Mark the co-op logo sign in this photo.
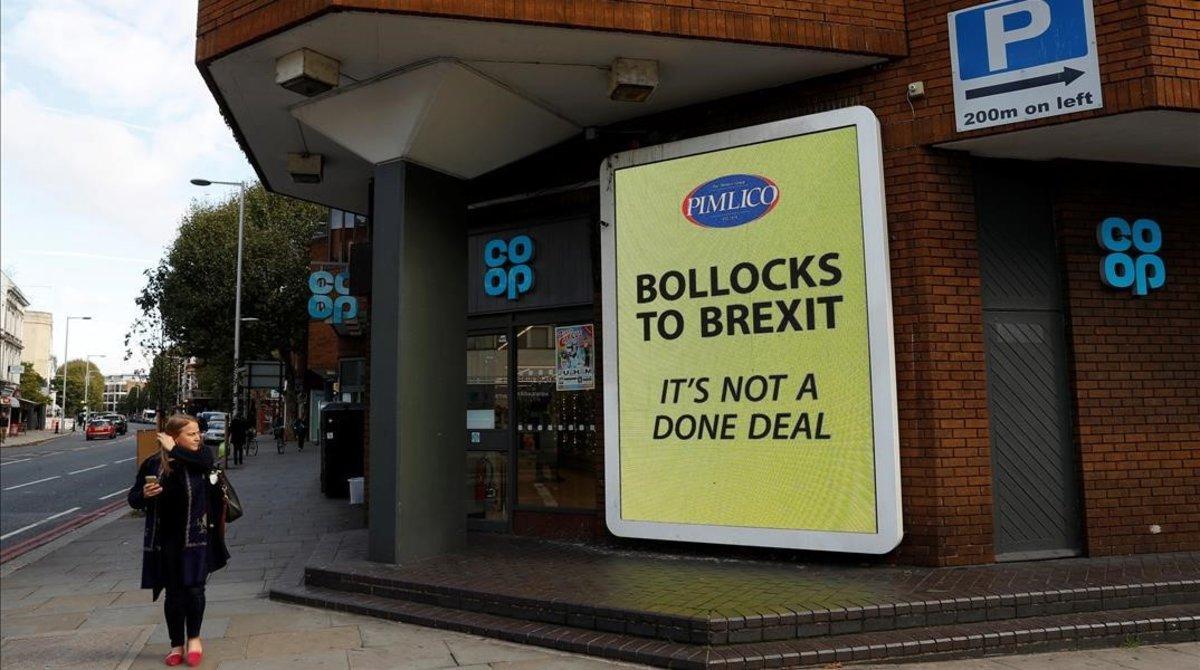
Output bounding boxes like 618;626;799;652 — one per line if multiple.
682;174;780;228
1097;217;1165;297
484;235;535;301
308;270;359;323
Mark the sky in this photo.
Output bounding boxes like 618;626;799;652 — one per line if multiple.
1;0;256;376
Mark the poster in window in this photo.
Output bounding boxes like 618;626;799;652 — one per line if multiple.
555;324;595;391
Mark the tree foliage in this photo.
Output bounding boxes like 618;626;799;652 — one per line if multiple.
119;385;146;416
18;363;50;405
128;184;325;409
53;360;104;417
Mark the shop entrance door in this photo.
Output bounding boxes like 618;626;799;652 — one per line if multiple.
466;332;511;530
975;161;1082;561
466;317;599;532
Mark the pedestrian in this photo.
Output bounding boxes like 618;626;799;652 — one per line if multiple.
229;414;248;466
293;416;308;452
128;414;229;667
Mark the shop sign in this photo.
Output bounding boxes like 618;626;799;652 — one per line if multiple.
308;270;358;324
555;324;595;391
1097;217;1165;296
600;107;901;554
483;235;535;300
948;0;1102;131
467;220;592;315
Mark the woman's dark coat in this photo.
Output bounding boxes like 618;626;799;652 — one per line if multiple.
128;445;229;600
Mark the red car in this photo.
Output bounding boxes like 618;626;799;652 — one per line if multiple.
85;419;117;441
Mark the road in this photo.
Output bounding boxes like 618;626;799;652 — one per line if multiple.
0;427;147;554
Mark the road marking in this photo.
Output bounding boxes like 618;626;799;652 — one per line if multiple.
98;489;126;500
0;507;82;541
112;457;136;464
3;476;61;491
0;459;32;467
72;447;89;452
68;464;107;475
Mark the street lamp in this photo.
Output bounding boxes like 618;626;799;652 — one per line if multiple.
82;354;106;424
57;316;92;433
191;179;247;422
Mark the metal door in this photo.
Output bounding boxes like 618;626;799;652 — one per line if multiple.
975;161;1082;560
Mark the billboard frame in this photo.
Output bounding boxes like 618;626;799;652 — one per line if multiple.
598;106;901;554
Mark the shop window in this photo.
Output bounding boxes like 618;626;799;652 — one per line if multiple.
515;323;597;510
466;334;508;430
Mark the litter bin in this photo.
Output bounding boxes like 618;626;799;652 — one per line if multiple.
320;403;365;498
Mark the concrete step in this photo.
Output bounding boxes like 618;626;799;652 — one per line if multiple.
302;561;1200;645
271;581;1199;668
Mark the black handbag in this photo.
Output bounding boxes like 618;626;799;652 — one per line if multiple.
213;469;243;522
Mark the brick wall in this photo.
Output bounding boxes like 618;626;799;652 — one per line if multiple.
1055;162;1200;556
196;0;907;62
1147;0;1200;108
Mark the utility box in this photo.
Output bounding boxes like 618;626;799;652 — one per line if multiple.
136;429;158;468
320;403;365;498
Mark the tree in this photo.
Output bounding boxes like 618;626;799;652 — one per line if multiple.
128;184;325;414
18;363;50;405
142;353;180;421
119;385;145;415
53;360;104;417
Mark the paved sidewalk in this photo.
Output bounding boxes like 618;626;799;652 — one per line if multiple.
0;443;641;669
1;441;1196;669
1;429;74;449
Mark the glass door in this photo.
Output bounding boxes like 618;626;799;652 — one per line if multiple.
466;332;511;529
515;324;598;511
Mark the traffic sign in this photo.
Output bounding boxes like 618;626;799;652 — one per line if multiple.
949;0;1103;131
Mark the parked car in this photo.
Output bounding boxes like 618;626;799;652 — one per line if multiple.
101;413;128;435
85;419;117;441
203;419;227;447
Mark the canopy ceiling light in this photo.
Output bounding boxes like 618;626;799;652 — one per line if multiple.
287;153;324;184
608;58;658;102
276;48;341;97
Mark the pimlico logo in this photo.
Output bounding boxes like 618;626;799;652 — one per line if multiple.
681;174;780;229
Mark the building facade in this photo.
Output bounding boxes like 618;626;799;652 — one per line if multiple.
102;373;147;413
21;310;54;383
195;0;1198;567
0;271;29;386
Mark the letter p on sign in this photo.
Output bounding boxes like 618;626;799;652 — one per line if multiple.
983;0;1051;72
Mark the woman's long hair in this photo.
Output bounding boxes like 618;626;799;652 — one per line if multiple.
158;414;199;476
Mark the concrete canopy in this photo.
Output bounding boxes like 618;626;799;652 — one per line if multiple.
937;110;1200;168
203;10;883;213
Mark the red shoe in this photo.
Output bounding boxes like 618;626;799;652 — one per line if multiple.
164;650;184;666
186;650;203;667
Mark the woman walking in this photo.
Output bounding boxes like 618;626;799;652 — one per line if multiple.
128;414;229;667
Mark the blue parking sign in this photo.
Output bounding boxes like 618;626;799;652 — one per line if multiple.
948;0;1102;131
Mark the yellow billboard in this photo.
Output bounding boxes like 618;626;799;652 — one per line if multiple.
600;108;900;553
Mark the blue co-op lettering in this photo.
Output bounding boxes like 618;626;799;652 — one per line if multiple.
1097;217;1165;297
308;271;359;323
484;235;535;300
